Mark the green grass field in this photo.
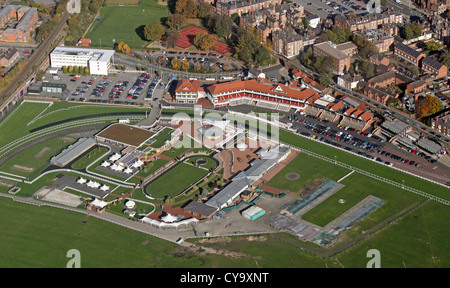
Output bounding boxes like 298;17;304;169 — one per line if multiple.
145;163;209;198
279;129;450;201
85;0;168;49
265;153;350;193
0;137;76;177
300;174;425;228
0;101;149;150
149;127;174;148
0;196;447;268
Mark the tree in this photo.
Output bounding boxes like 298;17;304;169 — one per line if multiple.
198;2;213;19
144;22;166;42
181;59;189;71
214;14;233;39
199;34;217;51
415;95;444;118
166;13;185;30
122;43;130;55
402;22;421;40
117;41;124;52
358;60;375;79
171;56;180;69
440;50;450;68
425;40;442;52
165;31;180;48
175;0;197;18
302;16;310;28
193;32;206;50
253;45;270;66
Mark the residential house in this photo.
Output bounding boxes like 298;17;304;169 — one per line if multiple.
421;56;448;79
394;42;425;67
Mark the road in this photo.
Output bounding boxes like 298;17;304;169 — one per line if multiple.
0;11;70;103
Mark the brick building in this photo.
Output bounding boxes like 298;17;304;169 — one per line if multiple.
313;41;351;75
394;42;425;67
421;56;448;79
0;5;38;43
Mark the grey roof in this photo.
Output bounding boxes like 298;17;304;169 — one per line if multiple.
417;138;443;155
422;56;444;70
206;145;291;209
381;120;411;135
207;177;250;209
395;43;423;59
183;201;218;217
51;138;96;167
0;5;37;32
342;97;360;108
314;41;349;60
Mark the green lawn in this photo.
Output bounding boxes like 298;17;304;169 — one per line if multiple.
145;163;209;198
149;127;174;148
163;138;202;159
265;153;350;193
300;174;425;228
0;137;76;177
279;129;450;201
85;1;168;49
185;156;217;170
0;101;149;156
337;200;449;268
71;147;109;170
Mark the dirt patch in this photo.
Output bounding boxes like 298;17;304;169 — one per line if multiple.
285;173;300;180
60;136;75;143
35;147;51;158
176;241;248;259
0;180;15;187
12;165;34;172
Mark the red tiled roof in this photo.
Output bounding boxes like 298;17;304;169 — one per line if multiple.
175;79;200;93
359;111;373;122
206;78;319;101
77;38;91;46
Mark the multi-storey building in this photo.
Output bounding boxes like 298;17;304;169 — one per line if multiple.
205;78;319;109
215;0;282;17
421;56;448;79
0;5;38;43
272;29;316;58
431;112;450;137
334;11;403;32
174;79;200;104
313;41;351;75
394;42;425;67
50;47;115;75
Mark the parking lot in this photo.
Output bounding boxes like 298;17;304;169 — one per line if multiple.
42;71;168;106
281;110;385;156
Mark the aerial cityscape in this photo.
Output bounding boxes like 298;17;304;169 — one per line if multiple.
0;0;449;271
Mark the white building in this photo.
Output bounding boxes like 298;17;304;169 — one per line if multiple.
50;46;115;75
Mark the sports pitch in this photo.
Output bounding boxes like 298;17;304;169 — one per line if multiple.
85;0;168;49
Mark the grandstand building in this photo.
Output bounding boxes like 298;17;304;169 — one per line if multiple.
204;78;319;111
